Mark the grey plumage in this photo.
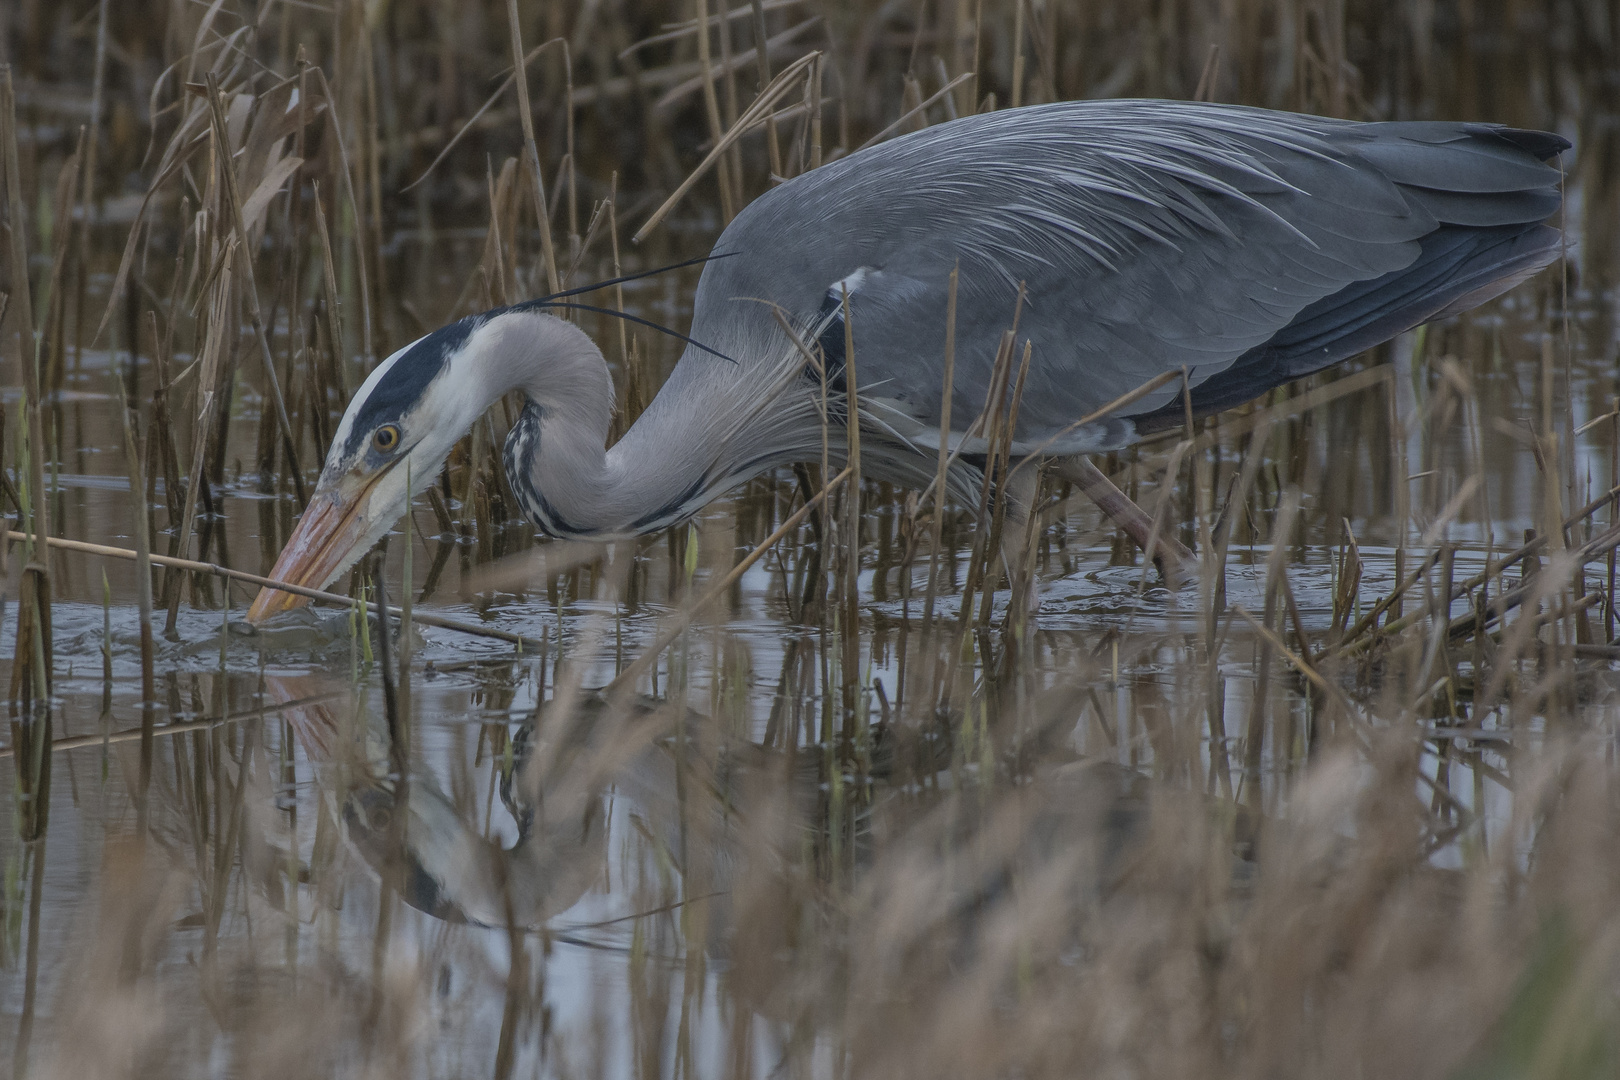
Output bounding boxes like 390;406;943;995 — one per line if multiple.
248;99;1570;618
641;99;1565;463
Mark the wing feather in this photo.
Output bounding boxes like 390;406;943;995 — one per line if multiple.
655;99;1565;452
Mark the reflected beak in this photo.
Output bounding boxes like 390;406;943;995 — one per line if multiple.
247;476;381;624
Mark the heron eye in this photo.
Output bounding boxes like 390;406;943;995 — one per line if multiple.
372;425;401;454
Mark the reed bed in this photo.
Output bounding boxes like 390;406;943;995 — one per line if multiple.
1;0;1619;1077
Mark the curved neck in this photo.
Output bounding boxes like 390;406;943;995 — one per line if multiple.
471;308;821;538
472;311;726;538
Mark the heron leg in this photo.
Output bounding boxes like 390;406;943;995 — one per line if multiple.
1051;456;1196;586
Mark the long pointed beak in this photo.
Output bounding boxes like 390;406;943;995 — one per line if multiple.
247;480;377;624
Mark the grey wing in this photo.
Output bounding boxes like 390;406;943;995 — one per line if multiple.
684;99;1566;450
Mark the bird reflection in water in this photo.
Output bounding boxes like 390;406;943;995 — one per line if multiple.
265;669;841;937
269;672;654;929
259;668;1175;971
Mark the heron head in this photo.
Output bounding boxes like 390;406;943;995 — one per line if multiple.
247;316;488;623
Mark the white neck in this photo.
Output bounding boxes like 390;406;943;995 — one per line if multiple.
463;309;813;539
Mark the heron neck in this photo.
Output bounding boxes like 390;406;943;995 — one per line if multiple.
480;311;734;538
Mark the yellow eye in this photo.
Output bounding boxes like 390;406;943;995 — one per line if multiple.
373;425;400;453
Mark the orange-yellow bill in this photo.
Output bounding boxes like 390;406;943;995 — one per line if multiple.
246;485;373;623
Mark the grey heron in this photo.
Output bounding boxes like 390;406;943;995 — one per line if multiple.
246;99;1569;622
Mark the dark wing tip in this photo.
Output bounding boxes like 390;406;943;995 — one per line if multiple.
1465;124;1572;161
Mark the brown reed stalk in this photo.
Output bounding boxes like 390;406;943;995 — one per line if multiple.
114;369;156;701
306;66;374;363
693;0;738;221
0;686;349;759
562;40;581;265
358;25;392;357
148;310;183;533
66;0;110;375
164;238;233;635
310;182;349;401
857;72;976;151
840;283;862;732
1327;483;1620;660
634;50;819;242
749;0;784;177
5;529;547;655
0;71;36;522
505;0;561;295
941;328;1015;705
608;466;852;698
977;339;1031;628
41;130;83;398
918;266;958;675
809;51;823;169
2;66;52;711
202;75;308;508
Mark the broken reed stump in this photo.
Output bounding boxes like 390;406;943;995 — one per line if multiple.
9;564;53;847
8;564;52;708
2;65;53;717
